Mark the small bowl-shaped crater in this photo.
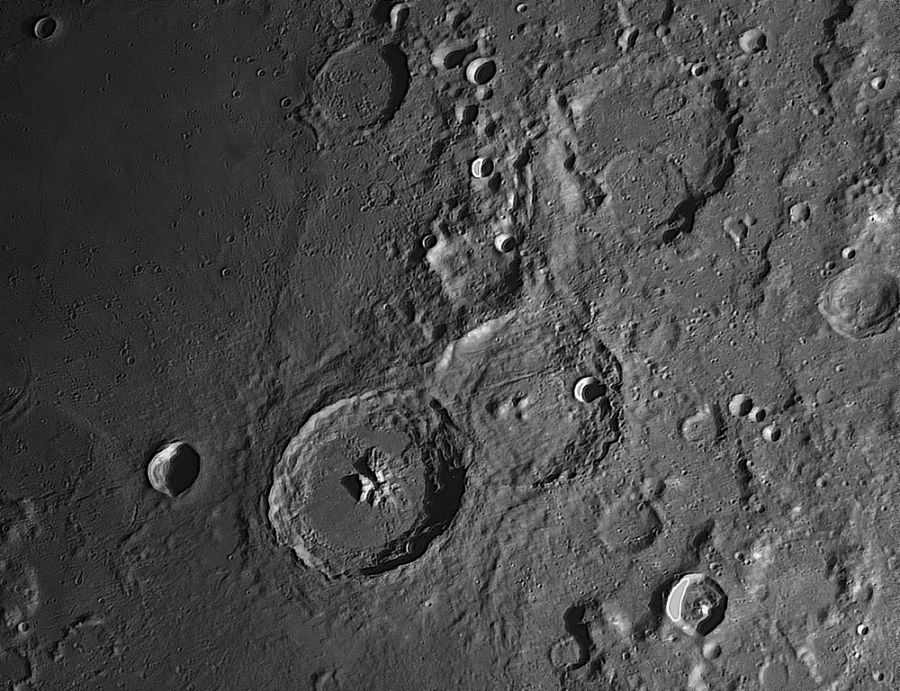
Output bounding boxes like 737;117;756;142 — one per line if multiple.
466;57;497;86
33;16;58;40
739;28;767;54
574;376;606;404
148;441;201;498
728;393;753;417
470;156;494;179
493;233;516;253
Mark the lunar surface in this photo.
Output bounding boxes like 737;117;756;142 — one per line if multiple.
268;389;464;577
3;0;900;689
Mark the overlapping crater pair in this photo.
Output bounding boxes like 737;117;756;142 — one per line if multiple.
268;309;622;577
556;55;738;244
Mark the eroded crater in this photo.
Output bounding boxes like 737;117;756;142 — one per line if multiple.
314;42;410;130
432;308;622;485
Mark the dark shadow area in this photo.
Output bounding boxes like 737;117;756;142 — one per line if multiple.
353;452;379;485
360;400;465;576
167;444;201;496
379;44;411;125
685;581;727;636
370;0;394;24
562;604;592;669
340;474;363;502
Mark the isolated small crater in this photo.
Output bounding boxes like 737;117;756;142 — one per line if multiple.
147;441;200;498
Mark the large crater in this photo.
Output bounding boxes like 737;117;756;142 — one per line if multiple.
268;390;464;578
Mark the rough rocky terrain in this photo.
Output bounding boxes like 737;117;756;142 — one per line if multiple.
3;0;900;688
